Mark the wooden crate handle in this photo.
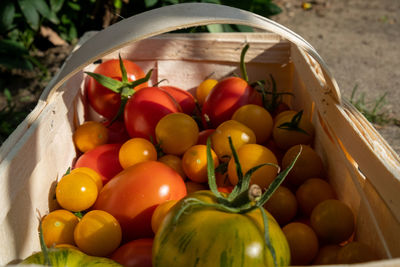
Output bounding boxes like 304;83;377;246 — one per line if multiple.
42;3;341;103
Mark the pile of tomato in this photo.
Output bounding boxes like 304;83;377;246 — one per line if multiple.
36;51;381;267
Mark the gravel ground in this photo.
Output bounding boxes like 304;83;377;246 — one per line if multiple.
272;0;400;155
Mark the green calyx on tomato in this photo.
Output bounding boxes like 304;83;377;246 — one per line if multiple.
170;137;301;266
253;74;293;114
277;110;309;135
85;55;152;124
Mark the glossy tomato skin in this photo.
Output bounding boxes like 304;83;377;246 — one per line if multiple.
159;86;196;115
111;239;153;267
201;77;262;128
74;143;123;185
153;190;290;267
94;161;187;242
124;87;180;141
86;59;148;119
103;120;130;144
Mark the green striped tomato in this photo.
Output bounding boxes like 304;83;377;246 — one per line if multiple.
153;190;290;267
22;247;122;266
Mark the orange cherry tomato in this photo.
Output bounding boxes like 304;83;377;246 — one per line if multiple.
56;172;98;212
182;145;219;183
155;113;199;155
151;199;178;234
119;138;157;169
73;121;108;153
74;210;122;257
42;209;79;247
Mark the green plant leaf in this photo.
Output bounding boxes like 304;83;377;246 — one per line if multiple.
84;72;124;93
0;39;29;54
32;0;59;24
206;24;224;33
50;0;65;12
0;1;15;33
0;53;33;70
18;0;40;30
67;1;81;11
144;0;158;8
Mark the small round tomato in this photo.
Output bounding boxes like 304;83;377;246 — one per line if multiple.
282;222;319;265
272;110;315;150
119;138;157;169
160;86;196;115
264;186;298;226
196;78;218;106
296;178;336;216
86;59;148;119
227;144;278;189
151;200;178;234
74;210;122;257
42;209;79;247
73;121;108;153
182;145;219;183
155;113;199;155
211;120;256;161
124;87;180;141
70;167;103;193
158;154;186;179
74;143;123;185
336;241;380;264
282;145;324;187
111;238;153;267
94;161;187;241
56;172;98;212
232;104;273;144
310;199;355;244
202;77;262;128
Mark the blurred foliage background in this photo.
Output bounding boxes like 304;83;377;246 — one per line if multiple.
0;0;282;143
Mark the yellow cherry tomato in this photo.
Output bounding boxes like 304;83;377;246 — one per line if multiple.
272;110;315;150
73;121;108;153
56;172;98;212
158;154;186;179
232;104;273;144
151;199;178;234
156;113;199;155
42;209;79;247
119;138;157;169
74;210;122;257
70;167;103;193
211;120;256;161
196;78;218;105
227;143;278;189
182;145;219;183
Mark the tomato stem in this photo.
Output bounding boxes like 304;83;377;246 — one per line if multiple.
240;43;249;83
277;110;309;135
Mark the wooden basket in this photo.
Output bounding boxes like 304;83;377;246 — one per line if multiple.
0;3;399;266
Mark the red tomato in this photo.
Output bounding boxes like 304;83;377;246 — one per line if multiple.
74;143;123;185
94;161;187;241
197;129;215;145
159;86;196;115
201;77;262;128
102;120;130;144
218;186;234;194
111;239;153;267
86;59;148;119
124;87;180;141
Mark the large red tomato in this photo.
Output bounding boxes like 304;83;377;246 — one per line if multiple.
124;87;180;141
94;161;187;241
111;238;153;267
74;143;123;185
159;86;196;115
201;77;262;128
86;59;148;119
